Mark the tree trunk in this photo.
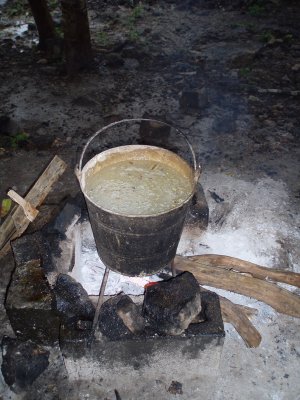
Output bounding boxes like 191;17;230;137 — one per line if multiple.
27;0;57;53
61;0;93;73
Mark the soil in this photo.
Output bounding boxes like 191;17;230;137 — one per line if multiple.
0;0;300;399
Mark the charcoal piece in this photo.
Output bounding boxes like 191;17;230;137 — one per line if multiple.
179;91;199;113
138;115;171;148
116;296;145;334
98;294;143;340
12;231;55;273
143;272;202;335
1;337;49;390
54;274;95;323
168;380;183;395
5;260;60;344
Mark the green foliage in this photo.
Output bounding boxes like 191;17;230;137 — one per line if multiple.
48;0;59;11
10;132;29;149
248;2;265;16
260;31;274;43
129;3;144;23
95;31;109;47
124;3;144;42
283;33;293;43
239;67;251;78
6;0;27;17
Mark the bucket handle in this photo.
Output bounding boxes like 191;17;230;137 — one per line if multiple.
76;118;201;185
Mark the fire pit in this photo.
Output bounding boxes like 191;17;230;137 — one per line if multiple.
2;120;226;398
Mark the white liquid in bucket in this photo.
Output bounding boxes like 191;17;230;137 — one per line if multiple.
85;159;193;215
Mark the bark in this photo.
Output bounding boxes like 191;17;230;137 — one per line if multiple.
27;0;57;52
188;254;300;288
61;0;93;73
174;255;300;318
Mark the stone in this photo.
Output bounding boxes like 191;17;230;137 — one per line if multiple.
105;53;125;68
138;114;172;148
179;91;199;113
116;295;145;334
12;231;55;274
98;294;143;340
5;260;60;345
53;274;95;324
168;380;183;395
52;201;81;237
143;272;202;335
0;115;22;136
1;337;49;390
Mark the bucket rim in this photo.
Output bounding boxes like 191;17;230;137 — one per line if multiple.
79;144;196;218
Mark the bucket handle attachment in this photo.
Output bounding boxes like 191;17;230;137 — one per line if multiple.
76;118;201;185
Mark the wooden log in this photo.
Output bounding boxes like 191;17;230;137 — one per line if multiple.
200;286;261;347
0;156;67;257
188;254;300;288
175;255;300;318
219;296;261;348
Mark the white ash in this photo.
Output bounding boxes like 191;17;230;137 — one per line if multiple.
68;221;162;296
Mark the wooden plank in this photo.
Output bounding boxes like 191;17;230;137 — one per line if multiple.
175;255;300;318
188;254;300;288
0;156;67;257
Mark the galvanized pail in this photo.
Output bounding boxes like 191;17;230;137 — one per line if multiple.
76;119;201;277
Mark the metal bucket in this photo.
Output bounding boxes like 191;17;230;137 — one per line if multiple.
76;119;201;277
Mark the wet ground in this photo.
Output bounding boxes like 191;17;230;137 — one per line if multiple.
0;0;300;399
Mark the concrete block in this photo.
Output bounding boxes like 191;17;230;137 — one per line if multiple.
60;291;225;400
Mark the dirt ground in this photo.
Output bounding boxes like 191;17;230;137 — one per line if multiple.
0;0;300;399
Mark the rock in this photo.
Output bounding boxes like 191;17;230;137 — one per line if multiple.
212;115;236;134
292;64;300;72
1;337;49;390
143;272;202;335
179;91;199;113
98;294;144;340
53;274;95;323
105;53;125;68
138;115;171;148
0;115;22;136
198;87;209;109
116;295;145;334
71;96;98;108
168;380;183;395
37;58;48;64
12;231;55;274
52;201;81;237
5;260;60;344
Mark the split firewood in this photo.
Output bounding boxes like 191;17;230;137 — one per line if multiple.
219;296;261;348
175;255;300;318
199;286;261;347
188;254;300;288
0;156;67;258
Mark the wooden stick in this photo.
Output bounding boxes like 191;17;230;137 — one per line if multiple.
188;254;300;288
220;296;262;348
200;286;261;347
0;156;67;257
7;189;39;222
175;255;300;318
